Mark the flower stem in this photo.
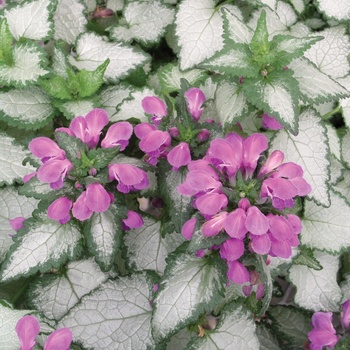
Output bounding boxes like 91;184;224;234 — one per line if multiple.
321;104;342;121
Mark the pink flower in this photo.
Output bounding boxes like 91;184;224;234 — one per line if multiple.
262;114;283;130
167;142;191;170
37;158;73;189
48;197;73;224
141;96;167;126
223;208;247;239
184;88;206;122
181;217;197;240
195;192;228;216
201;212;228;237
341;299;350;329
308;312;339;350
101;121;133;150
108;163;149;193
227;260;250;284
258;150;284;178
122;210;144;230
29;137;66;163
16;315;73;350
220;238;245;261
9;217;26;231
245;206;269;235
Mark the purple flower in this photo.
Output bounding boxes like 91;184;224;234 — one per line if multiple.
308;312;339;350
29;137;66;163
201;212;228;237
223;208;247;239
341;299;350;329
245;206;269;235
68;109;109;149
122;210;144;230
197;129;210;142
101;121;133;150
249;233;271;255
141;96;167;126
195;192;228;216
16;315;73;350
48;197;73;224
184;88;206;122
258;150;284;178
227;260;250;284
72;191;93;221
9;217;26;231
37;158;73;189
220;238;245;261
108;163;149;193
181;217;197;240
167;142;191;170
23;172;37;183
262;114;283;130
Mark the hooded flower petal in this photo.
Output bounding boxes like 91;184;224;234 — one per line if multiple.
122;210;144;230
245;206;269;235
195;192;228;216
262;114;283;130
29;137;66;162
16;315;40;350
101;122;133;150
142;96;167;117
37;159;73;188
220;238;244;261
268;236;292;258
134;123;157;139
227;260;250;284
268;214;294;241
258;150;284;178
342;299;350;329
44;328;73;350
85;183;111;213
223;208;247;239
201;212;227;237
167;142;191;170
139;130;171;154
184;87;206;122
69;116;88;144
250;233;271;255
72;192;93;221
85;108;109;147
48;197;73;224
182;217;197;240
9;217;26;231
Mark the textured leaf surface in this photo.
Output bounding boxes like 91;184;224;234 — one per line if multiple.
342;130;350;167
302;190;350;253
0;43;48;86
166;328;194;350
186;303;259;350
0;215;82;282
29;258;108;320
152;253;225;342
176;0;224;70
0;187;38;262
4;0;55;40
304;26;350;79
333;170;350;203
0;132;36;185
215;81;249;125
69;33;149;82
111;0;175;45
99;85;132;118
325;124;341;160
339;76;350;129
59;273;155;350
256;325;281;350
53;0;87;44
84;205;124;271
270;108;330;206
0;87;54;129
57;99;95;120
315;0;350;21
0;303;31;350
125;217;185;274
222;7;252;44
289;251;342;311
268;306;311;346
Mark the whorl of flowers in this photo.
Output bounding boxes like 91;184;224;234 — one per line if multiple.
179;132;311;285
26;108;149;226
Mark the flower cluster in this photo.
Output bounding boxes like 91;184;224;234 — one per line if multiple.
26;109;149;225
308;300;350;349
179;132;311;284
135;87;209;168
16;315;72;350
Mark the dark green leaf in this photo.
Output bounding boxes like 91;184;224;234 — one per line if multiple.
54;131;87;163
293;246;323;270
88;146;120;170
0;19;14;66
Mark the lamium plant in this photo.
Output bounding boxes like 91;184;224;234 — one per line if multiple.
1;0;350;349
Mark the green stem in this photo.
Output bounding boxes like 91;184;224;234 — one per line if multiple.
321;104;342;121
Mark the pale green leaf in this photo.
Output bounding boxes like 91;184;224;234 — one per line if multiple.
106;0;124;12
110;0;175;45
4;0;56;41
51;44;69;78
0;187;38;262
110;87;155;122
99;85;132;119
59;273;155;350
69;32;149;82
0;132;36;186
0;303;31;350
342;131;350;168
289;58;349;104
302;190;350;253
29;258;108;320
0;43;48;86
268;306;311;346
289;251;342;311
289;0;305;13
0;215;82;282
83;0;96;12
315;0;350;21
53;0;87;45
340;274;350;301
84;205;123;271
187;303;259;350
304;26;350;79
0;87;54;129
124;217;185;274
329;155;343;186
339;75;350;129
57;99;95;120
175;0;225;70
152;253;226;342
270;108;330;206
215;81;249;125
326;124;341;160
333;170;350;204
